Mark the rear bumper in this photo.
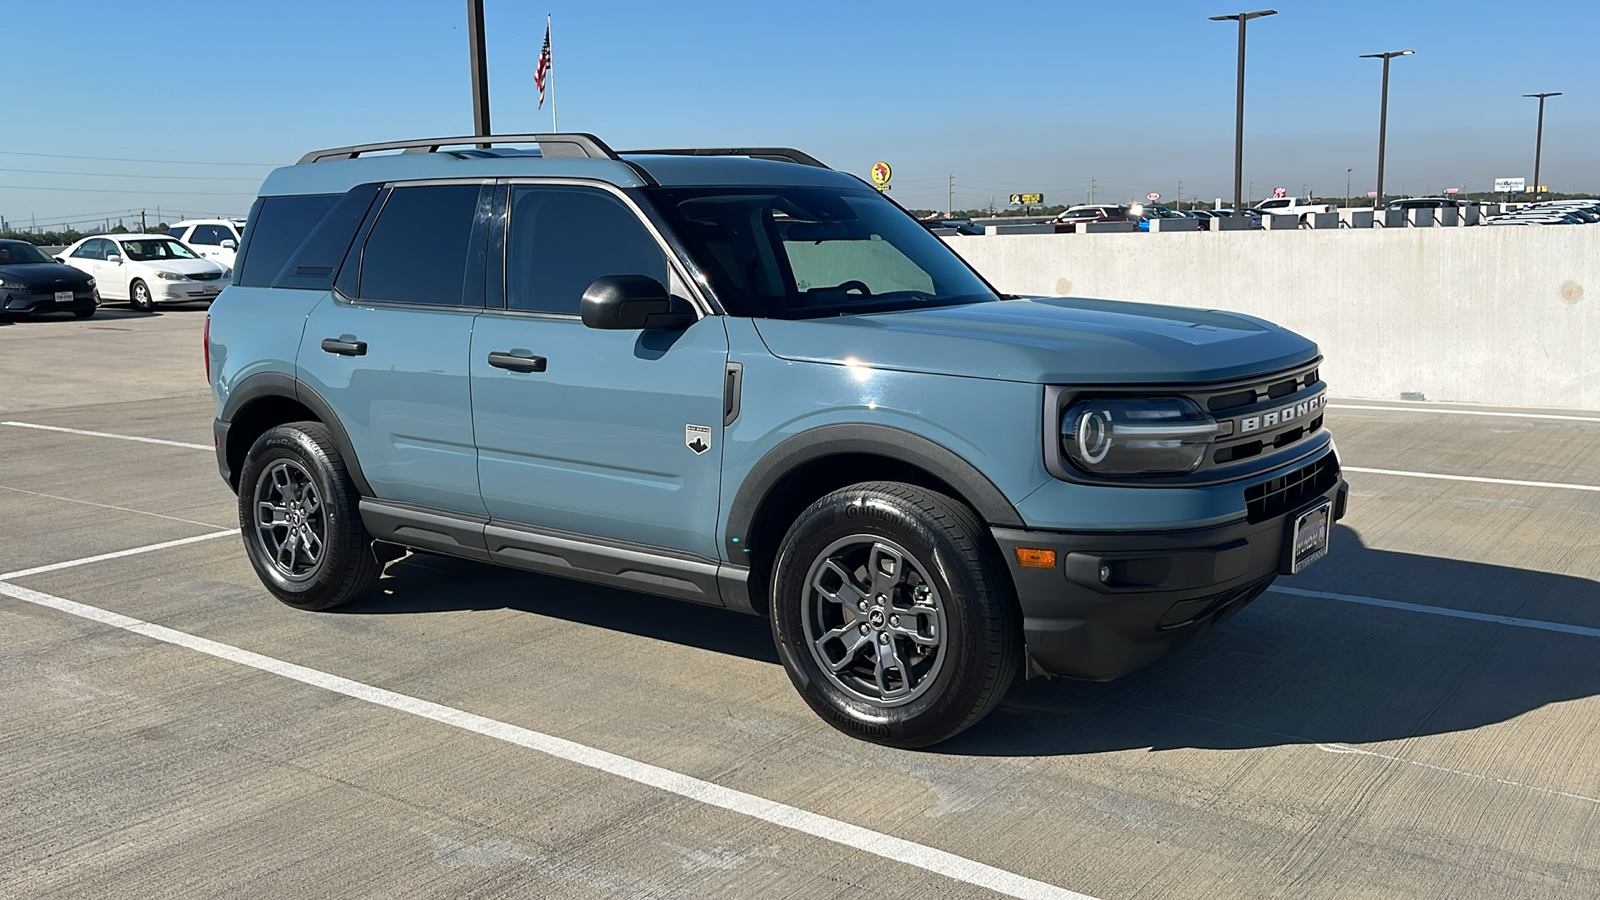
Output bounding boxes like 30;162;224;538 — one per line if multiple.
993;475;1347;681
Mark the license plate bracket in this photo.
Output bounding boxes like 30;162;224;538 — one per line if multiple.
54;291;73;303
1287;501;1332;574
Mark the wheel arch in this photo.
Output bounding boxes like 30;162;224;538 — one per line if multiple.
221;372;372;497
723;424;1024;614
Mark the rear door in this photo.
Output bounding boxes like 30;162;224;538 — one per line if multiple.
469;181;728;557
298;181;491;516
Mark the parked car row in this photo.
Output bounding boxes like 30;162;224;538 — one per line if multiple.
1483;199;1600;227
0;229;234;320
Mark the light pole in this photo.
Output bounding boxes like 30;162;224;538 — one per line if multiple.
1210;10;1277;217
1523;92;1561;201
1360;50;1413;210
467;0;491;146
1345;167;1352;204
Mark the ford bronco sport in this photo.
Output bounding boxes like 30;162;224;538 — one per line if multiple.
208;133;1347;747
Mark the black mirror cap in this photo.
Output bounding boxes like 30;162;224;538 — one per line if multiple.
580;275;694;330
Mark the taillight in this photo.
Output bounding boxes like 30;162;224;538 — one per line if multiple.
203;313;211;382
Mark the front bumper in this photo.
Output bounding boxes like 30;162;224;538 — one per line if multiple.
993;470;1347;681
2;288;98;315
153;279;225;303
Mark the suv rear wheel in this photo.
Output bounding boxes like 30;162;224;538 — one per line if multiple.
770;482;1020;748
237;421;381;610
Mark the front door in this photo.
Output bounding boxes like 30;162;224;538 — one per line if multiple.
66;238;114;296
470;182;728;557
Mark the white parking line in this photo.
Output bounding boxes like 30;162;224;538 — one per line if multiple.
1;421;211;451
1342;465;1600;494
0;573;1096;900
1269;585;1600;639
0;530;238;581
1330;403;1600;424
0;484;231;531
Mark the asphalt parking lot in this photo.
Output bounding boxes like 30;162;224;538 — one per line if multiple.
2;307;1597;900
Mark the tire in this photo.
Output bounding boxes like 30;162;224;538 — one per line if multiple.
129;280;153;311
237;421;381;610
73;308;95;319
769;482;1021;748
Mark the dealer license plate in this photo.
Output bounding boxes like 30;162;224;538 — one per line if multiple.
1289;501;1332;573
54;291;73;303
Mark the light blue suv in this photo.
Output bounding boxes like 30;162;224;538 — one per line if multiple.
208;134;1346;747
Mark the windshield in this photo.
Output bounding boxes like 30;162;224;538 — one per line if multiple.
648;186;999;319
0;240;55;264
119;238;200;262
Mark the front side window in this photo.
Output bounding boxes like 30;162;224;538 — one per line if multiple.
505;185;669;315
650;186;998;319
120;239;200;262
358;183;481;306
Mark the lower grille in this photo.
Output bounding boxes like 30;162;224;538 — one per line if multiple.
1157;576;1274;630
188;271;222;281
1245;455;1339;524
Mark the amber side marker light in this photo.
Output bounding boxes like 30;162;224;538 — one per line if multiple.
1014;548;1057;568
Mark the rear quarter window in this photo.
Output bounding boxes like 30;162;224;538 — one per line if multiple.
235;194;340;287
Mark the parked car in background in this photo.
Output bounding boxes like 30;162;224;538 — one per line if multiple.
1212;208;1263;229
56;234;230;311
1051;205;1133;232
169;218;247;267
1253;197;1334;223
1133;205;1197;232
1188;209;1219;230
0;238;99;319
920;218;986;236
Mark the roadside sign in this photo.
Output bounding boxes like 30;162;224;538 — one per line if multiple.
870;161;892;186
1494;177;1525;193
1146;192;1160;201
1366;190;1378;197
1272;187;1288;199
1445;188;1460;195
1010;193;1044;205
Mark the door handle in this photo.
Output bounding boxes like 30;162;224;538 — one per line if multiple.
320;337;367;356
487;351;547;373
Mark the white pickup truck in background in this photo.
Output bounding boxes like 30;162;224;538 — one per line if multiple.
1252;197;1335;222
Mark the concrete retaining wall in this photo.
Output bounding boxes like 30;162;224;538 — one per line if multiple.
946;228;1599;410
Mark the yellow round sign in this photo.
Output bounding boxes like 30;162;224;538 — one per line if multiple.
870;161;892;186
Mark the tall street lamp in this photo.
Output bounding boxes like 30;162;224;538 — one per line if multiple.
1210;9;1277;217
1360;50;1413;210
1523;92;1561;201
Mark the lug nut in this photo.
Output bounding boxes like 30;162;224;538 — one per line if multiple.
890;615;901;627
878;633;889;644
859;624;870;635
858;600;868;611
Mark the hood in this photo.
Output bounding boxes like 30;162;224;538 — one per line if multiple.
0;262;94;285
140;257;226;276
751;297;1319;385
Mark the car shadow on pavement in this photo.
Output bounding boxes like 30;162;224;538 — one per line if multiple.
943;524;1600;756
340;551;780;665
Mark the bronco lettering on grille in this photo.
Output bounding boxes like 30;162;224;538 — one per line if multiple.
1237;393;1324;435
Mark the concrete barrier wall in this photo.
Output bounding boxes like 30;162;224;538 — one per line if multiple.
946;228;1599;410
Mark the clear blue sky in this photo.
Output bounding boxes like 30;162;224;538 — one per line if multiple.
5;0;1596;227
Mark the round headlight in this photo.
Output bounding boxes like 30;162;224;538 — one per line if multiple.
1061;397;1219;475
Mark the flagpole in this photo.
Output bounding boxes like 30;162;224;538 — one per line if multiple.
548;13;558;132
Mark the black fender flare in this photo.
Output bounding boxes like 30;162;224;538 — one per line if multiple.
220;371;373;497
723;423;1024;562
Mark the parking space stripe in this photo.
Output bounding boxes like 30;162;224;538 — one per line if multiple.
0;578;1099;900
1269;585;1600;638
0;484;231;531
1342;465;1600;494
0;530;239;581
1330;403;1600;424
1;421;211;451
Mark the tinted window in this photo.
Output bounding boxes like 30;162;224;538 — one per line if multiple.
190;224;226;245
273;183;382;291
357;184;481;306
167;226;187;239
506;185;668;315
71;239;105;260
236;194;339;287
120;239;199;262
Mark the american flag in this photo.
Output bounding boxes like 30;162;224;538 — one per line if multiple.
534;23;552;110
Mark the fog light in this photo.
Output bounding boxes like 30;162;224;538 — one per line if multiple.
1015;548;1057;568
1099;564;1113;582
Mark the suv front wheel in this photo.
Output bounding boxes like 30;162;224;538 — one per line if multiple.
237;421;381;610
770;482;1021;748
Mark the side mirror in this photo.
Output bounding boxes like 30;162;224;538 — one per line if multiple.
580;275;693;330
106;254;123;265
53;256;65;263
221;239;237;250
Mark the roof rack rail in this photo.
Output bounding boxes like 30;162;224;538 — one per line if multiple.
296;133;620;165
620;147;830;169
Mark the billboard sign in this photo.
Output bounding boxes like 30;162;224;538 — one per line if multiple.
1009;193;1044;205
1494;177;1525;193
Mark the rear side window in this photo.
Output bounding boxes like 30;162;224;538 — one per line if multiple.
190;224;228;245
358;184;482;306
505;185;668;315
236;194;339;287
167;226;187;239
272;183;382;291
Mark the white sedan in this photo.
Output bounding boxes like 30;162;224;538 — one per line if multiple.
56;234;230;311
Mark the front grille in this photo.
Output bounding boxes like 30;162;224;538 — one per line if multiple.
188;271;222;281
1245;455;1339;524
1157;576;1274;629
28;283;82;294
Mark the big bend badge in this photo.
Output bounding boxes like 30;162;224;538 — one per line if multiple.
685;424;712;455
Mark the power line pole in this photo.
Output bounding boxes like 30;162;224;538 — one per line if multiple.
467;0;491;147
1089;177;1096;204
1523;92;1561;201
947;173;953;217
